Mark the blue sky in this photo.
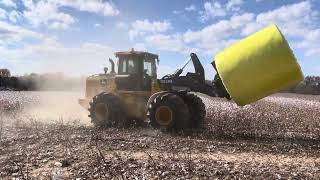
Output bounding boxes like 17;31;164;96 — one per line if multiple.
0;0;319;79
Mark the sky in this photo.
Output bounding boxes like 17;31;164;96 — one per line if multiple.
0;0;319;79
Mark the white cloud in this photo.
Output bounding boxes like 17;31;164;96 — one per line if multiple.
226;0;243;11
142;1;318;60
1;0;319;76
49;21;71;30
139;13;254;56
254;1;313;36
22;0;76;30
295;28;320;56
0;0;16;8
21;0;119;30
145;34;182;52
115;21;128;29
54;0;119;16
145;34;194;54
0;21;42;45
185;4;196;12
141;1;318;77
133;43;146;51
241;1;313;36
129;19;172;40
201;1;226;21
8;10;22;23
0;38;115;75
200;0;244;21
0;8;6;19
183;13;254;51
132;19;171;33
94;23;101;28
239;1;320;58
193;1;319;56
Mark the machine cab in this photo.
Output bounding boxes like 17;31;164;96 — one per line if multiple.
115;49;158;91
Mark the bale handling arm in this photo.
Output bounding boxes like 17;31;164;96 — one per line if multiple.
146;53;231;131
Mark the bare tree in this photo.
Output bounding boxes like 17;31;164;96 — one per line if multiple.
0;69;11;77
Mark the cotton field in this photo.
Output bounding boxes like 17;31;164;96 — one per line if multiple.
1;91;319;140
202;94;320;140
1;91;320;179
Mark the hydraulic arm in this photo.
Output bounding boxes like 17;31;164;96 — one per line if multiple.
159;53;230;98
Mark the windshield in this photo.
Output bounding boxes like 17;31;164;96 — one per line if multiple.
118;58;138;75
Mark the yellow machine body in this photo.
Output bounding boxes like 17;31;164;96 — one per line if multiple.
214;24;304;106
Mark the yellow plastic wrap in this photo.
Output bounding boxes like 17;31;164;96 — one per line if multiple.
214;24;303;106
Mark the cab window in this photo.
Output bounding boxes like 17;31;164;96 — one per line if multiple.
121;60;127;73
143;59;156;78
119;58;138;75
128;59;137;74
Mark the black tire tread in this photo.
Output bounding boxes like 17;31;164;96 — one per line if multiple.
147;92;191;131
88;92;125;127
181;93;206;129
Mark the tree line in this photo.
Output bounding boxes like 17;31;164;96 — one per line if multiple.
1;68;320;94
0;69;85;91
287;76;320;95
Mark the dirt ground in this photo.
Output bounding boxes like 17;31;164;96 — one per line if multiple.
0;91;320;179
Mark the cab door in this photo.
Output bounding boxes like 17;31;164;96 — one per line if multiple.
142;58;157;91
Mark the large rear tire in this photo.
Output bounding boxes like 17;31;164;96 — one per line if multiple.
181;93;206;129
147;92;191;131
88;93;124;127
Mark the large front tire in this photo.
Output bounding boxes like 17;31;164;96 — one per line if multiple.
88;93;124;127
147;92;191;131
182;93;206;129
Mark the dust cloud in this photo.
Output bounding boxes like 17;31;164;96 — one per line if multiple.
27;91;90;124
0;91;91;126
14;73;86;91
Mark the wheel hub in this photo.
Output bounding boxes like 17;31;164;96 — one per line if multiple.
155;106;173;126
95;103;109;123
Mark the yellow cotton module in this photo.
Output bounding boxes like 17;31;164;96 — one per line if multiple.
214;24;304;106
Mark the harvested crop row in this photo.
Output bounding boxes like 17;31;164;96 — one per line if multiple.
202;94;320;140
1;91;320;140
